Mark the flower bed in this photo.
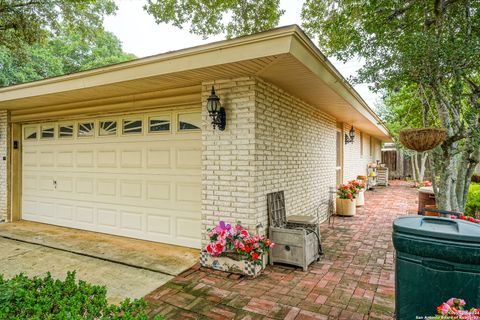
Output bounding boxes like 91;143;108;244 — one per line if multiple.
451;214;480;225
201;221;274;277
435;298;480;319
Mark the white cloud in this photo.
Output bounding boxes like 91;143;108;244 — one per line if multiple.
104;0;380;108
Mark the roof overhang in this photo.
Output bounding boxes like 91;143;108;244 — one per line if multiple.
0;25;390;141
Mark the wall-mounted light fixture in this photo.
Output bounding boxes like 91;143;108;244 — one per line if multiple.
345;127;356;144
206;86;226;131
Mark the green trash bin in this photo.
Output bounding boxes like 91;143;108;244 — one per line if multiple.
393;216;480;319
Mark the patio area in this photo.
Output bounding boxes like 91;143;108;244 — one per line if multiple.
146;180;418;320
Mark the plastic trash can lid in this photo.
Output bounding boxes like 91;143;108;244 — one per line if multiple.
393;216;480;242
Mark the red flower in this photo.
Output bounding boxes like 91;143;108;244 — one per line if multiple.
215;243;224;252
240;229;249;238
251;252;259;261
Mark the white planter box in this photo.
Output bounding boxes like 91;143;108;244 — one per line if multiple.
356;190;365;207
199;251;267;278
336;198;357;216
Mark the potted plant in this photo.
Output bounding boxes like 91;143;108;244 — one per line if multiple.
349;180;366;207
200;221;274;277
336;183;358;216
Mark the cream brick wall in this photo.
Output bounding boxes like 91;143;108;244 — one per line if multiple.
201;78;258;242
342;123;382;182
201;77;337;242
254;79;337;230
0;110;8;221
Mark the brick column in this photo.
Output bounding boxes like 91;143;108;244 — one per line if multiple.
0;110;8;221
201;77;258;243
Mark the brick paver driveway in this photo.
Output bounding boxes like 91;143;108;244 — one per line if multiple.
146;181;417;319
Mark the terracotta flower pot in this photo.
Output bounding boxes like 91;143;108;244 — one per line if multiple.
336;198;356;216
356;190;365;207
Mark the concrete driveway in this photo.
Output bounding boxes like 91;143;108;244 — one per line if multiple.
0;237;172;304
0;221;200;304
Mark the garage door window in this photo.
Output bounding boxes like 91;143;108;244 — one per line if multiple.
123;119;143;135
99;120;117;136
59;124;74;138
149;115;170;133
24;126;37;140
78;122;94;137
178;113;201;131
41;125;55;139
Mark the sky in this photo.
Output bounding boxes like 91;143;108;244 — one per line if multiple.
103;0;379;108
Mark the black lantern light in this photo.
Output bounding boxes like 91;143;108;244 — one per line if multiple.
345;126;356;144
206;86;226;131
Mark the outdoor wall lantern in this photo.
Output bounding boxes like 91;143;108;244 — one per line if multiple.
345;127;356;144
206;86;226;131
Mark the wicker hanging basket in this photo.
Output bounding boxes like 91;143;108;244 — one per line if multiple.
399;128;447;152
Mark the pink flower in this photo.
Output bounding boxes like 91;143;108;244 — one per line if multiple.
437;303;451;315
240;229;249;238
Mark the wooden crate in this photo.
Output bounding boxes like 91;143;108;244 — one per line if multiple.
269;227;319;271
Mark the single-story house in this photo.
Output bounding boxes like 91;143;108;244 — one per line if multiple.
0;25;389;249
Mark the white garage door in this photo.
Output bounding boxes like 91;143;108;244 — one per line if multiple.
21;110;202;248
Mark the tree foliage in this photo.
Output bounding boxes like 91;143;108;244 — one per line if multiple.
0;0;117;50
144;0;284;38
0;27;135;87
0;1;135;87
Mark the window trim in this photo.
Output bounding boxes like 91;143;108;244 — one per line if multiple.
98;119;118;137
40;124;56;140
122;118;144;135
177;112;201;132
148;114;172;134
24;125;38;141
58;123;75;139
77;121;95;138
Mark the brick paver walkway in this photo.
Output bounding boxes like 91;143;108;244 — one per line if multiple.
146;181;417;320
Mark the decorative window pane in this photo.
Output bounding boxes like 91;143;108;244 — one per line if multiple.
78;122;94;137
149;116;170;133
123;119;143;134
41;125;55;139
59;124;73;138
178;113;201;131
99;120;117;136
24;127;37;140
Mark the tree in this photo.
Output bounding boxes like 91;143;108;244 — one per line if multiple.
0;27;136;87
148;1;480;211
0;0;117;51
144;0;284;39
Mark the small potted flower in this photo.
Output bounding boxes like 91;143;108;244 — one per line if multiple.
336;183;358;216
349;180;366;207
200;221;274;277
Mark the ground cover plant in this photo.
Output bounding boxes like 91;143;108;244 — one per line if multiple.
0;271;162;320
465;183;480;217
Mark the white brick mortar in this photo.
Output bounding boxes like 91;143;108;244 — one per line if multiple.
0;110;8;221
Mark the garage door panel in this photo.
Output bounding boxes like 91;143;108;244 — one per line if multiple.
120;149;143;168
23;151;37;167
22;113;201;248
97;208;118;227
57;151;74;167
120;180;143;199
76;151;95;167
97;150;117;168
76;206;95;224
147;148;172;169
39;151;55;167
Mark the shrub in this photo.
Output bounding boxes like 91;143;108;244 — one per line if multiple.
0;271;163;320
465;183;480;217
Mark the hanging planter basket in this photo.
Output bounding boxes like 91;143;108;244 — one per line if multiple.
399;128;447;152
